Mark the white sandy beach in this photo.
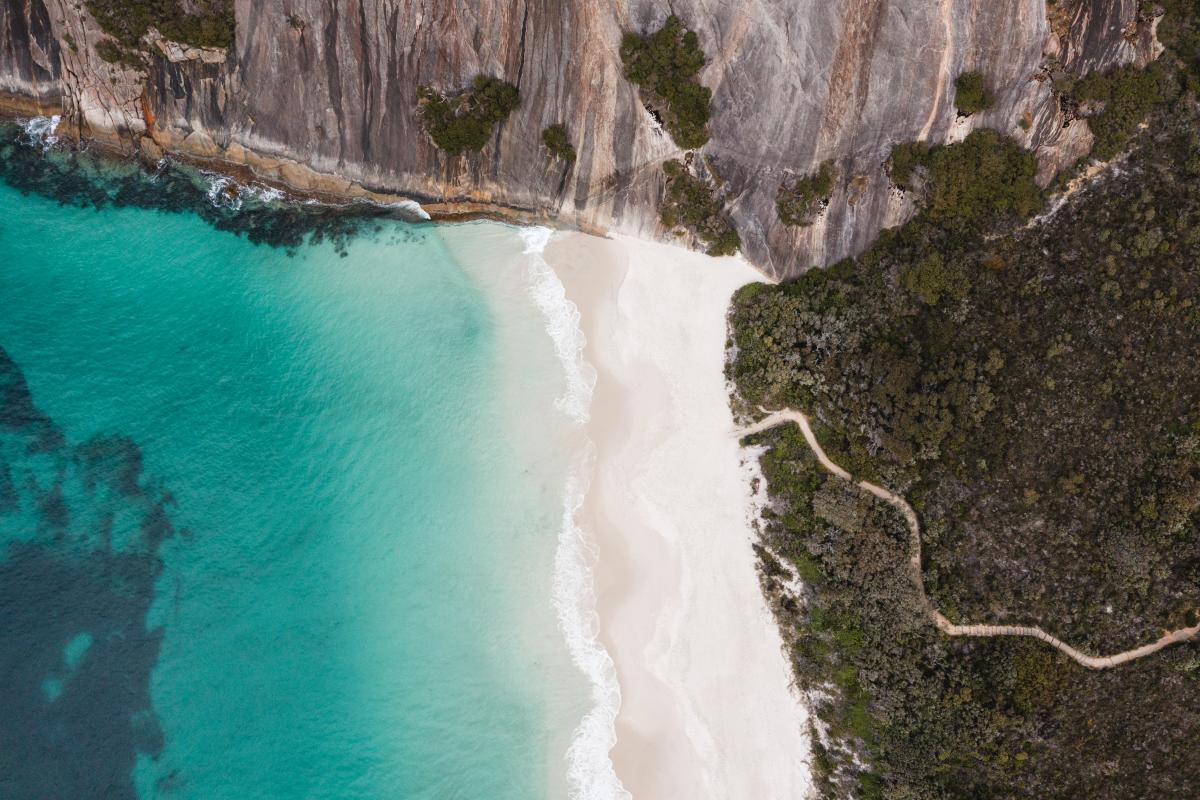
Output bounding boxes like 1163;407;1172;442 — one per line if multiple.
545;232;812;799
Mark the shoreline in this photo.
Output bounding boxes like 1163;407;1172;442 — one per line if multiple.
0;99;612;237
546;232;811;798
1;113;809;796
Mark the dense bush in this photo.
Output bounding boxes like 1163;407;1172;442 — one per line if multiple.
95;39;143;69
541;124;576;162
887;141;929;188
953;71;994;115
777;161;837;226
659;160;740;256
416;76;520;155
1075;61;1178;160
922;129;1042;229
887;130;1041;233
732;91;1200;800
1158;0;1200;89
85;1;235;49
620;15;712;150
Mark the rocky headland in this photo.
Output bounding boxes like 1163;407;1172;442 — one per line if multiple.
0;0;1160;278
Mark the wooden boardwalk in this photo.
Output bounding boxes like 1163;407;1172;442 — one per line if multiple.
739;409;1200;670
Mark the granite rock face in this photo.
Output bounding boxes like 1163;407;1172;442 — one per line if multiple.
0;0;1159;278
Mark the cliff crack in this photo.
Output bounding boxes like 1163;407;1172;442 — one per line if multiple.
515;0;529;87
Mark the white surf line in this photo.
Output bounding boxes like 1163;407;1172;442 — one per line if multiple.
520;227;630;800
739;408;1200;669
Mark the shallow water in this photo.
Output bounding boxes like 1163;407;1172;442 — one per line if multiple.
0;132;595;799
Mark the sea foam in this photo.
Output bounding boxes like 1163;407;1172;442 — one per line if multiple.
520;226;630;800
520;227;596;424
201;170;286;211
18;115;61;150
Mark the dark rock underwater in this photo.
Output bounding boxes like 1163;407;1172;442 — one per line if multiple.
0;344;173;799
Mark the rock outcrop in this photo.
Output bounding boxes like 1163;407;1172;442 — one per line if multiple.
0;0;1159;278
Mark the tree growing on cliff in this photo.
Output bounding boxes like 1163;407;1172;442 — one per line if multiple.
888;130;1041;232
777;161;838;226
85;0;235;49
620;15;712;150
541;124;577;163
953;71;995;116
659;160;740;256
1073;61;1178;160
416;76;521;155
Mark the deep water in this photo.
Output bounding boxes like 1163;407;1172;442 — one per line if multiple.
0;127;587;799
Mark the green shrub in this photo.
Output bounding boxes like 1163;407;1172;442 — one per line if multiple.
541;124;576;162
888;131;1040;230
417;76;521;155
777;161;838;226
1157;0;1200;89
900;252;970;306
1076;62;1178;160
95;39;142;69
659;159;740;256
85;1;235;49
729;87;1200;800
889;141;930;188
923;129;1042;230
953;71;995;116
620;15;712;150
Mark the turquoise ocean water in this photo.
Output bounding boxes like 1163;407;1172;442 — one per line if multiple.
0;126;608;799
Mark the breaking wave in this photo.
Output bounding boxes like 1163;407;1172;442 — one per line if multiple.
18;115;61;151
201;170;285;211
520;226;630;800
520;227;596;424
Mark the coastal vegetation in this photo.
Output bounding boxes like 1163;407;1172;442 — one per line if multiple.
84;1;235;49
95;39;143;69
416;77;521;155
659;159;739;256
620;15;712;150
776;162;837;227
953;71;994;115
541;124;577;163
731;29;1200;798
899;129;1041;231
1070;61;1176;160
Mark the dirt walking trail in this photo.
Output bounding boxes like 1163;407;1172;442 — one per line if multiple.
739;409;1200;670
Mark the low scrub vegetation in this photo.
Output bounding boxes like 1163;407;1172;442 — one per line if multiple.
732;40;1200;797
888;129;1041;233
620;15;712;150
85;1;235;49
777;162;837;227
659;160;740;256
1072;61;1178;160
416;76;520;155
95;39;143;69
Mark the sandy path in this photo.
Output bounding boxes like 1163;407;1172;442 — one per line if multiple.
740;409;1200;669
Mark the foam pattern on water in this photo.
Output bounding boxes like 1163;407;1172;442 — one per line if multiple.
520;227;631;800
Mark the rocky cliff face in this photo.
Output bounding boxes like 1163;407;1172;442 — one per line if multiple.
0;0;1159;278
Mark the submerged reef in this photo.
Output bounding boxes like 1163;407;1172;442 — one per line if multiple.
0;123;404;255
0;345;174;799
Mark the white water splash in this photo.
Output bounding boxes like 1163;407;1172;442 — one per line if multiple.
201;171;286;211
520;226;630;800
388;198;431;220
19;115;61;151
554;444;631;800
520;227;596;424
